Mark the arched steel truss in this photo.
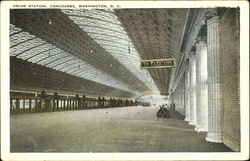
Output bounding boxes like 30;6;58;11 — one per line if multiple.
10;9;161;98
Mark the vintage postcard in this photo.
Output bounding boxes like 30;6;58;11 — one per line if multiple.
1;1;249;160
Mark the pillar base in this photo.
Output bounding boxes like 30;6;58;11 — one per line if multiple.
205;132;222;143
194;125;201;131
184;117;190;122
198;126;208;132
195;125;208;132
188;120;196;125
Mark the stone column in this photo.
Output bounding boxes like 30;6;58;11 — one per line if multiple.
195;39;208;132
189;52;197;125
184;65;191;121
181;77;184;113
180;77;183;114
179;76;183;112
205;16;222;143
178;82;181;111
176;85;178;110
181;75;185;114
176;85;179;111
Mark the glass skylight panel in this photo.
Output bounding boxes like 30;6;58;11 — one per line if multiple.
62;9;160;93
43;53;71;66
22;48;51;60
28;52;50;63
57;59;79;71
62;64;82;73
10;25;140;95
18;44;48;61
66;64;89;73
11;31;34;40
51;57;76;70
103;47;127;54
46;56;72;68
36;48;62;65
10;24;22;35
40;52;62;63
85;10;111;21
10;33;35;47
11;39;47;57
72;66;93;75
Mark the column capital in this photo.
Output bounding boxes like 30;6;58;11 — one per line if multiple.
195;37;207;46
207;15;220;25
203;9;220;26
204;8;218;19
188;51;196;58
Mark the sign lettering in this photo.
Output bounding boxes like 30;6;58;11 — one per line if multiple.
140;59;176;69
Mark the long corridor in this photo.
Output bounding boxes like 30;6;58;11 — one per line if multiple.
11;106;231;152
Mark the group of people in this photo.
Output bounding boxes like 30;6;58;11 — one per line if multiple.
159;103;176;109
156;104;169;118
156;103;176;118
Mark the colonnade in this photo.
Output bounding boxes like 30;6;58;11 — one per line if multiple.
171;13;223;143
172;74;185;115
206;16;222;142
195;40;208;132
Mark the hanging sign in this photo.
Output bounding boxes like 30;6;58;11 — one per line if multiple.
140;58;176;69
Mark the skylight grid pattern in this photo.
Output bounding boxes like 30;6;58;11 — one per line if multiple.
10;32;36;47
10;25;140;95
62;9;159;93
10;24;22;35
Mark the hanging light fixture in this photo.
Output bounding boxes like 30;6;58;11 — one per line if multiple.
47;19;52;58
48;19;53;25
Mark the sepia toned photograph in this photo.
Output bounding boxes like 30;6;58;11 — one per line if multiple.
1;1;249;160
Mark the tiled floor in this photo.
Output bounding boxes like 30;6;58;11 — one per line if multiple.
10;106;232;152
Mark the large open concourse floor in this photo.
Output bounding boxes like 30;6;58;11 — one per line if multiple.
11;106;232;152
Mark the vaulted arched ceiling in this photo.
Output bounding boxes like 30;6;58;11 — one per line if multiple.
10;9;187;98
115;9;187;94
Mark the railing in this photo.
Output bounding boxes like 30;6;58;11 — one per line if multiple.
10;91;138;114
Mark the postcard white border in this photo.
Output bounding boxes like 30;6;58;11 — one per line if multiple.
1;1;249;160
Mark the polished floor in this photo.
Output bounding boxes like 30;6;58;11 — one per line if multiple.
10;106;232;152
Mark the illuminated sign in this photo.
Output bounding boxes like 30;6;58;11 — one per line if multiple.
140;59;176;69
